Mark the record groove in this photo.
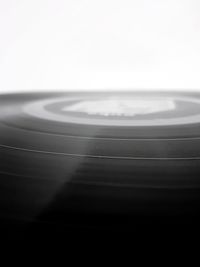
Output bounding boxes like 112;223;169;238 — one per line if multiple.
1;91;200;234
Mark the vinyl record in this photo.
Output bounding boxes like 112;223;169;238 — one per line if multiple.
1;91;200;236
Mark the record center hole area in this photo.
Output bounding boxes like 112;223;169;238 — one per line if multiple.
63;97;176;117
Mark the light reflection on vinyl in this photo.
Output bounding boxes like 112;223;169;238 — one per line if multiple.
1;91;200;237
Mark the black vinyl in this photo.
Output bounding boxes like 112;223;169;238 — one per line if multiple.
1;91;200;239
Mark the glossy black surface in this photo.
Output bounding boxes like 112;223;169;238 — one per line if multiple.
1;91;200;239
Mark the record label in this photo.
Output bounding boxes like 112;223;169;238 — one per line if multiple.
23;94;200;126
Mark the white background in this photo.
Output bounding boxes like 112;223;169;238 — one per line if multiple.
0;0;200;94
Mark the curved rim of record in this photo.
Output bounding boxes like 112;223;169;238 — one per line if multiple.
1;91;200;159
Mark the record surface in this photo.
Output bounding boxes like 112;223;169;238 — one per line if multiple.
1;91;200;237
